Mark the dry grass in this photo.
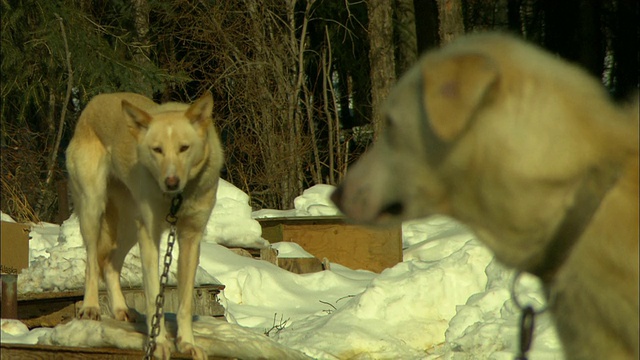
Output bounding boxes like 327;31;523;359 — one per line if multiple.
0;143;44;223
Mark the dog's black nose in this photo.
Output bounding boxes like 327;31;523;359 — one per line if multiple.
165;176;180;191
380;202;404;217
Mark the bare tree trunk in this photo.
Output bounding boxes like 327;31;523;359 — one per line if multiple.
464;0;510;31
37;14;73;219
367;0;396;138
507;0;523;33
520;0;544;43
132;0;152;96
542;0;604;79
494;0;511;30
324;33;345;185
303;80;322;185
414;0;440;53
322;49;335;184
436;0;465;45
285;0;313;207
395;0;418;75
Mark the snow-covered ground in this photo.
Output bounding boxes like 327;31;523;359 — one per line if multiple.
0;179;563;359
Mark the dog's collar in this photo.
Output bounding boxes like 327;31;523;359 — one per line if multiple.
527;167;620;283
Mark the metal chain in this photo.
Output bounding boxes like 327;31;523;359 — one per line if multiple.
143;194;183;360
515;306;535;360
510;271;551;360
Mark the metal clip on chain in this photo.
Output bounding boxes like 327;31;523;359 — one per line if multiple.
511;271;549;360
143;194;183;360
515;305;535;360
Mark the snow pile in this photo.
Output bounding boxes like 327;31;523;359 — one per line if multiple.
1;182;563;359
1;319;51;345
252;184;342;219
277;236;494;358
204;179;266;249
293;185;342;217
39;316;310;359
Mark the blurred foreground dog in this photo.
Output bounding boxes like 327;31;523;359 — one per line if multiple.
66;92;223;359
332;33;638;359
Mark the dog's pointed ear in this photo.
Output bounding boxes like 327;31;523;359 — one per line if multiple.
422;53;498;141
186;92;214;131
122;100;152;137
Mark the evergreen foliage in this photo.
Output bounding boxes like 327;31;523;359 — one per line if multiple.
0;0;636;222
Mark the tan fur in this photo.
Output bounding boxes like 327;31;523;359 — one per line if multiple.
66;92;223;360
333;33;639;359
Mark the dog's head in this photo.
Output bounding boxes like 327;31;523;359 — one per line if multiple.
333;45;500;224
123;93;214;194
333;33;638;269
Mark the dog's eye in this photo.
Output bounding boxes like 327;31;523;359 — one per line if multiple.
179;145;190;153
152;147;163;154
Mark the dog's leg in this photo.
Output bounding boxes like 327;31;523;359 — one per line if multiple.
175;225;206;360
102;200;138;322
138;217;173;359
67;140;109;321
76;202;106;320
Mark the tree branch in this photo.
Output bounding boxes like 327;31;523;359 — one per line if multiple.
40;13;73;216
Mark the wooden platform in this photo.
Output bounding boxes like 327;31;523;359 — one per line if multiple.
258;216;402;273
2;285;232;359
17;284;225;329
0;343;236;359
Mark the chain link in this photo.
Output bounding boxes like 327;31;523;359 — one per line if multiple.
143;194;183;360
510;271;551;360
515;306;535;360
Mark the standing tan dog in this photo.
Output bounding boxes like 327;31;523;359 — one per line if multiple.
66;92;223;359
332;33;639;359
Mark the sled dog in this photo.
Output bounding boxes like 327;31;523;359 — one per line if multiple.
332;33;639;359
66;92;223;359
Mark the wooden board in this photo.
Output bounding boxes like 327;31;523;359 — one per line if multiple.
231;244;325;274
0;343;236;360
258;217;402;273
17;285;225;329
277;258;324;274
1;222;30;275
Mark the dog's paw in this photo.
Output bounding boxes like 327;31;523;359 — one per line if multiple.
152;340;174;360
176;337;206;360
77;305;101;320
113;307;138;322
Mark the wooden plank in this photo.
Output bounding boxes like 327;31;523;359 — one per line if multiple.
277;258;324;274
259;247;278;265
0;343;236;360
0;343;150;360
228;248;254;258
18;292;81;328
55;180;70;225
93;285;226;320
1;274;18;319
17;285;226;329
1;222;31;275
287;223;401;273
20;303;75;329
17;286;224;303
260;224;284;247
18;290;85;302
257;216;346;227
257;217;402;273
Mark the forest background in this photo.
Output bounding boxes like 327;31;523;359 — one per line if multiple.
1;0;638;224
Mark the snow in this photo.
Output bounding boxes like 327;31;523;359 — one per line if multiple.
0;179;563;359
